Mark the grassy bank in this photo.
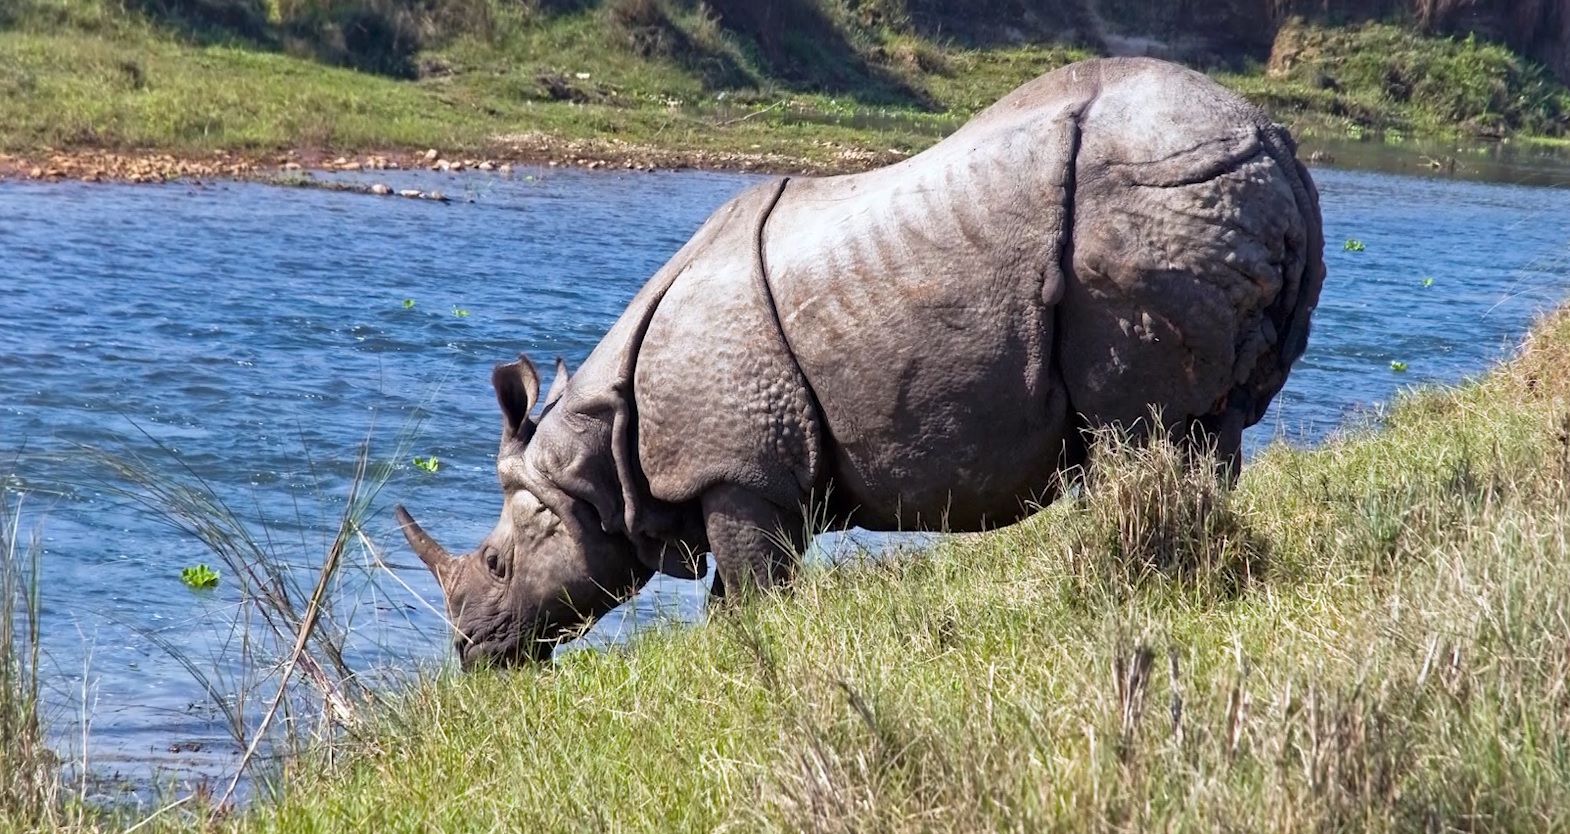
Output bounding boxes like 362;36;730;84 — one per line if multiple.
154;304;1570;832
2;1;1568;174
12;303;1570;830
1;268;1569;829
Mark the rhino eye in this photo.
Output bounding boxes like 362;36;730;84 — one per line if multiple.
483;547;508;581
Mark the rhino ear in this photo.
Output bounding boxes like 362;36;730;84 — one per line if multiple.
543;356;571;409
493;354;542;447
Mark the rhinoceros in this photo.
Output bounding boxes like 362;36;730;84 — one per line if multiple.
396;57;1325;668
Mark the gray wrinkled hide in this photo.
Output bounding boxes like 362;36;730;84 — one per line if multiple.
625;58;1320;530
415;57;1324;662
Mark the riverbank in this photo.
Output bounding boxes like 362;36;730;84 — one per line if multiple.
234;305;1570;830
2;2;1569;182
9;296;1567;831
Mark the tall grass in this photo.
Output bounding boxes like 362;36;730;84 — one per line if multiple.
79;431;417;810
0;493;53;829
231;309;1570;831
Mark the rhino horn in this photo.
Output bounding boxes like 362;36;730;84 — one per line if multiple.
395;504;452;581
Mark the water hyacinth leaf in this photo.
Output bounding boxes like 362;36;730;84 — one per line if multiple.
180;564;219;589
1422;276;1434;287
402;298;414;308
1391;360;1409;372
413;455;440;473
1344;239;1366;251
452;307;469;317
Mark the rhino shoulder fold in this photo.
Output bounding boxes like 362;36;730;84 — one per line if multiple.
635;178;823;506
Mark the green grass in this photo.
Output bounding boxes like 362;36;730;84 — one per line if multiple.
1224;20;1570;141
174;306;1570;832
4;1;1564;167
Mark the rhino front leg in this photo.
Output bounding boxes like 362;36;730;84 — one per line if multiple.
702;483;806;599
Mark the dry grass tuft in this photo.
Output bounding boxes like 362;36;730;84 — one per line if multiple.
1065;417;1268;599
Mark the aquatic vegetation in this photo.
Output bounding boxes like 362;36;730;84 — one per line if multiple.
1422;276;1434;287
401;298;414;309
1345;238;1367;251
412;455;439;473
179;563;219;589
1391;360;1409;371
450;307;469;317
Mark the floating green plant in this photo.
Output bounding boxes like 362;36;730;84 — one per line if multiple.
1390;360;1409;372
452;307;469;317
1344;239;1366;252
413;455;440;473
402;298;415;309
1422;277;1434;287
180;564;219;589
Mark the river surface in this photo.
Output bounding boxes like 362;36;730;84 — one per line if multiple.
3;144;1570;794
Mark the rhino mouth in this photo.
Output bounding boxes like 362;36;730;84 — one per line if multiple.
458;628;559;670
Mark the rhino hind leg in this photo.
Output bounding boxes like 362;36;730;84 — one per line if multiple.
701;483;806;598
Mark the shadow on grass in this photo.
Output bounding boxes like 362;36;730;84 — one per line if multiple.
113;0;427;78
704;0;936;107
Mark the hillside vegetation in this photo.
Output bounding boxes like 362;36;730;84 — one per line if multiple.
1;0;1569;167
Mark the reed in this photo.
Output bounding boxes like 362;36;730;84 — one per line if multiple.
0;492;54;829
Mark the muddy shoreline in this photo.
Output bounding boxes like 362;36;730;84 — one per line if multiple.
0;133;910;189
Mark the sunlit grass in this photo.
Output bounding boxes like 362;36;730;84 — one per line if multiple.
2;3;1563;166
215;308;1570;832
7;315;1570;832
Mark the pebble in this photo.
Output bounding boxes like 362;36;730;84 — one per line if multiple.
371;183;391;195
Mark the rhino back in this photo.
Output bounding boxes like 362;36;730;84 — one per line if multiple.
763;57;1323;529
758;65;1096;530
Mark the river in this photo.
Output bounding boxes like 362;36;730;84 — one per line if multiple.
2;142;1570;795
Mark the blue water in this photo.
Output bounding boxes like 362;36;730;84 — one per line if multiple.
2;157;1569;789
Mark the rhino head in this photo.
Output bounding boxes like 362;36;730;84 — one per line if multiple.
395;355;650;669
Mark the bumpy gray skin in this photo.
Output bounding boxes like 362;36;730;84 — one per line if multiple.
396;57;1325;668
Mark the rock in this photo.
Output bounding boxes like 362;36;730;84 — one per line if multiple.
450;161;465;172
398;189;423;198
424;148;439;161
436;160;451;172
371;183;391;195
498;164;512;174
478;161;494;171
341;161;362;171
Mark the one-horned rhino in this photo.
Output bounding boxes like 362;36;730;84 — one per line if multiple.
396;57;1326;668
